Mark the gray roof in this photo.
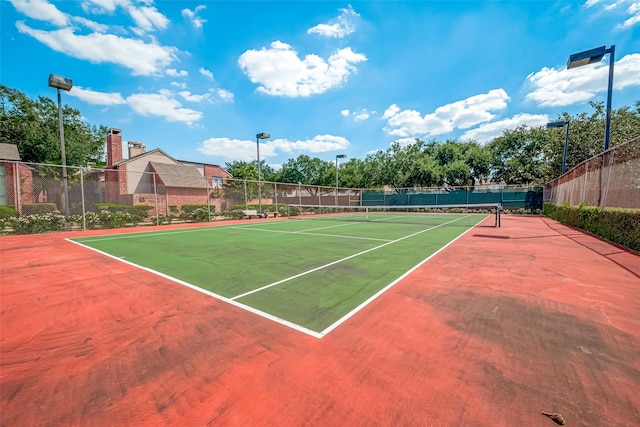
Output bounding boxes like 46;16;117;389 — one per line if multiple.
0;144;21;161
150;162;209;188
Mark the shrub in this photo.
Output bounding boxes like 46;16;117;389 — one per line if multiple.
188;207;210;222
0;205;17;219
229;209;244;219
8;212;66;234
544;203;640;252
98;210;131;229
180;205;212;221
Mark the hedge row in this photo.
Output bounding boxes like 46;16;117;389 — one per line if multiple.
543;203;640;252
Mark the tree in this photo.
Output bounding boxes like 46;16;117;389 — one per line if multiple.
487;126;546;185
1;85;107;210
0;85;106;165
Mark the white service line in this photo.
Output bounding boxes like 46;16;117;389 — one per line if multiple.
229;226;393;242
230;215;471;301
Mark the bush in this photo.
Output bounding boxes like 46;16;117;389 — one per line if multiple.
286;205;301;216
179;205;213;222
0;205;17;219
229;209;244;219
188;207;210;222
98;210;132;229
544;203;640;252
8;212;66;234
70;212;101;230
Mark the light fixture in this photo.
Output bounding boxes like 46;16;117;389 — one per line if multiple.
567;45;615;151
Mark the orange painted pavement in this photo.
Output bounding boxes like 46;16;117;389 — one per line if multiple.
1;215;639;426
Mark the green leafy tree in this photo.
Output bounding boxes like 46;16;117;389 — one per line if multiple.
0;85;106;165
1;85;106;210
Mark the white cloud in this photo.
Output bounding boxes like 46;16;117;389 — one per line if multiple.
270;135;350;153
238;41;367;97
179;91;211;103
460;113;550;143
81;0;121;14
72;16;108;32
525;53;640;107
214;89;234;102
127;91;203;125
383;89;510;138
15;21;178;75
342;108;374;121
9;0;69;26
182;5;207;29
621;1;640;27
126;4;169;32
307;5;360;38
69;86;127;105
178;88;233;103
199;67;214;80
583;0;640;28
166;68;188;77
197;137;274;162
197;135;350;161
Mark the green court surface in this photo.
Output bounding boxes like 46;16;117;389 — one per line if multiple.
70;212;488;337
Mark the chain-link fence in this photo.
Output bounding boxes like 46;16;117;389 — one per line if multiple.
1;159;543;231
544;137;640;209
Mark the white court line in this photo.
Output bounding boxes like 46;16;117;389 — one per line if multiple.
230;215;471;301
229;226;393;242
319;214;488;336
68;213;487;339
66;238;325;339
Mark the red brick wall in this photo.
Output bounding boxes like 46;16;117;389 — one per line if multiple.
106;128;122;167
1;162;34;213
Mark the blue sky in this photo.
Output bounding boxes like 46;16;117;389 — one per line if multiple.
2;0;639;169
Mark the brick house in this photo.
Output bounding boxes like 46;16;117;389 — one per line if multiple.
104;128;232;215
0;143;33;213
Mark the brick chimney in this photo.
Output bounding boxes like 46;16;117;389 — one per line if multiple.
106;128;122;168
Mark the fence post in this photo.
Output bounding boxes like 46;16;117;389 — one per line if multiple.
582;161;588;203
206;178;211;221
298;183;302;205
153;173;159;226
244;180;248;209
274;182;278;211
601;150;615;209
80;169;86;231
14;163;21;216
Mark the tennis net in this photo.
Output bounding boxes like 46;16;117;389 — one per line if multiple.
286;203;502;227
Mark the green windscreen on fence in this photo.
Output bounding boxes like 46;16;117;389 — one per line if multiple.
362;187;542;209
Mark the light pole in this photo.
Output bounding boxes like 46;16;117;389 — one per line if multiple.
567;45;615;151
48;73;73;222
547;121;570;174
256;132;270;214
335;154;346;206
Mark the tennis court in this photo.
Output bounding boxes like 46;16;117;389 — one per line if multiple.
2;213;639;426
70;210;491;337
